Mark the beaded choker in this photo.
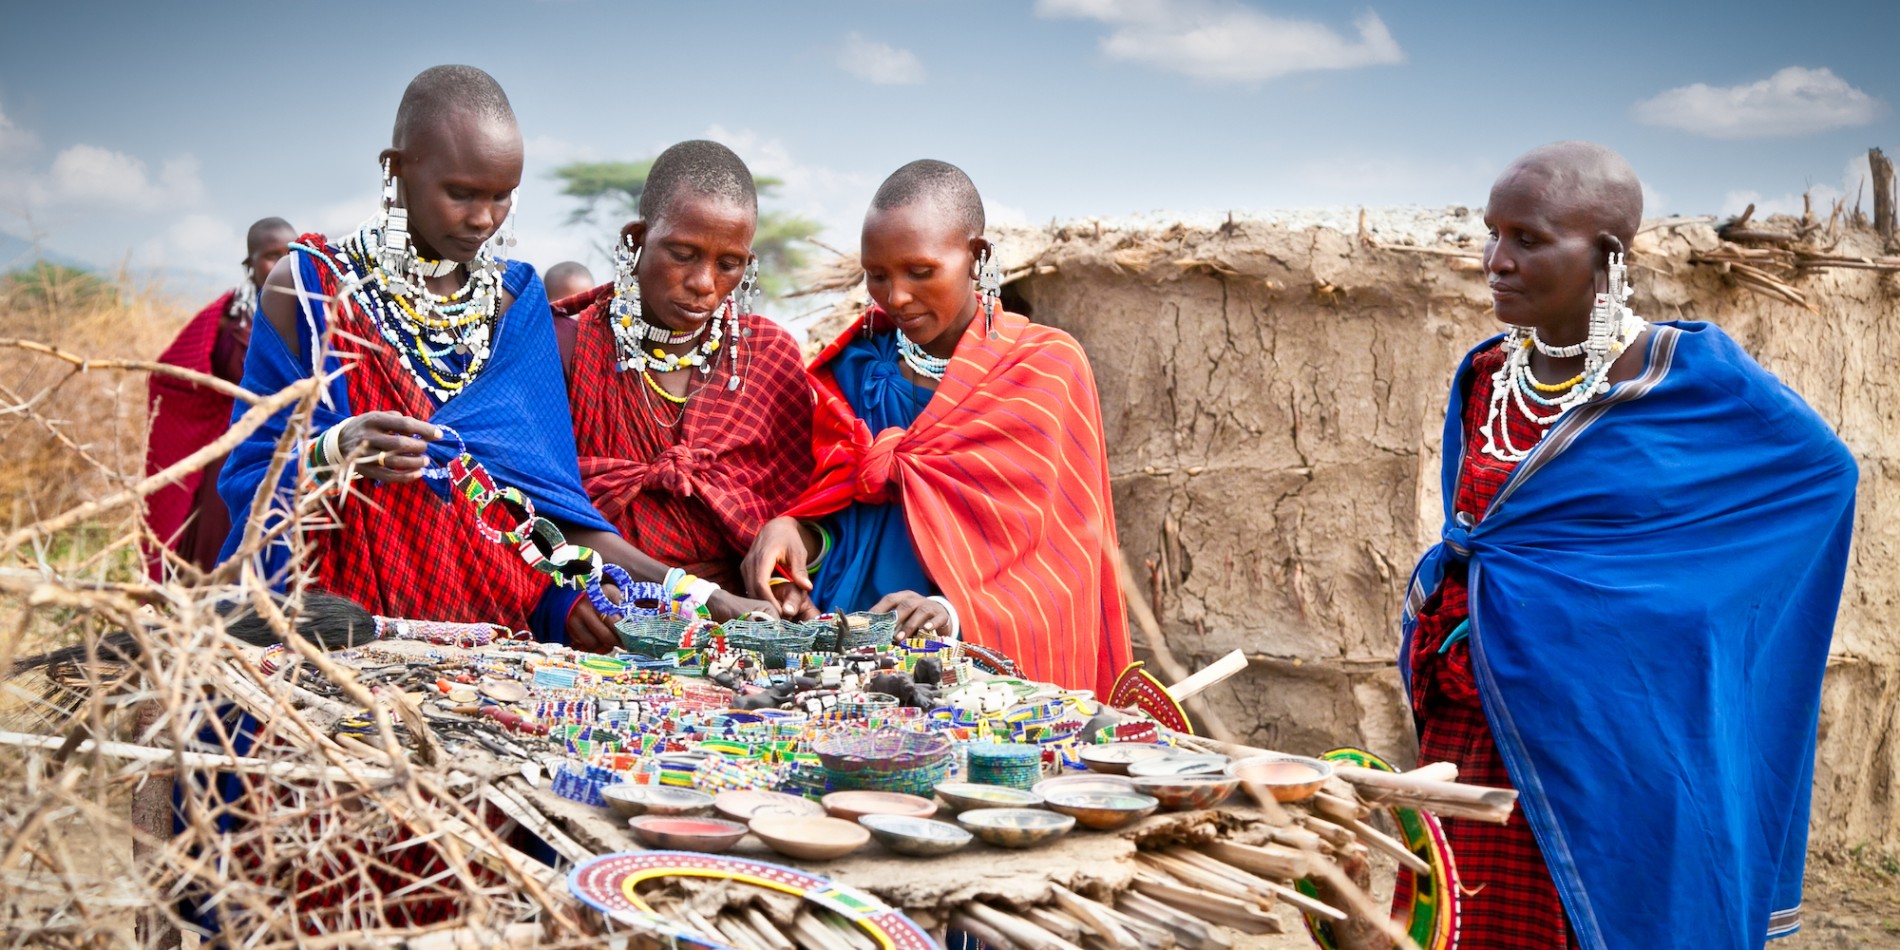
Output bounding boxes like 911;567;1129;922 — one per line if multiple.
896;332;950;380
1478;254;1647;462
613;304;727;375
303;221;504;403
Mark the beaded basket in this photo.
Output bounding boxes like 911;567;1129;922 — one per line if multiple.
829;612;899;653
810;726;954;795
837;691;900;719
717;619;817;668
616;616;686;658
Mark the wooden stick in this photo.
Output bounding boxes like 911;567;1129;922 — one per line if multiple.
1132;875;1282;935
1258;880;1347;922
1163;649;1246;702
1116;891;1225;950
1405;762;1458;783
947;912;1019;950
962;902;1085;950
0;728;394;783
1343;816;1431;876
1166;847;1287;897
1047;883;1143;950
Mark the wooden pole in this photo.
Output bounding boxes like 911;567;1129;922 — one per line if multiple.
1872;147;1896;251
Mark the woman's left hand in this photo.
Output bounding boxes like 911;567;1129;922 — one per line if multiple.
870;590;951;639
566;599;618;654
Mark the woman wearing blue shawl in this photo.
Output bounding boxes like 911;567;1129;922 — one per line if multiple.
1402;142;1856;949
219;66;626;651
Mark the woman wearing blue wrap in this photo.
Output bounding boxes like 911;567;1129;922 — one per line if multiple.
1401;141;1856;949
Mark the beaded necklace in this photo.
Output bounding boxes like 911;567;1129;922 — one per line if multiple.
613;302;727;374
896;332;950;381
1478;270;1646;462
299;222;503;403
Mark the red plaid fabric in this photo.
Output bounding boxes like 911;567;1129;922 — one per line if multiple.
1409;341;1580;949
560;286;813;590
144;291;249;576
303;235;550;630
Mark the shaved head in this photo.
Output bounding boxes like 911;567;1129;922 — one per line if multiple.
543;261;596;301
639;140;757;223
1495;141;1643;249
245;216;294;257
391;64;516;147
870;159;985;239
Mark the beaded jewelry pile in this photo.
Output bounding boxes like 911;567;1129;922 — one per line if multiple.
1479;251;1648;462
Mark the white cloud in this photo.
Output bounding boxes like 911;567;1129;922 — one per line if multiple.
1640;180;1669;217
34;145;204;211
1720;153;1879;219
1036;0;1403;84
0;103;39;165
1633;67;1884;139
134;213;243;279
986;200;1031;229
837;33;926;85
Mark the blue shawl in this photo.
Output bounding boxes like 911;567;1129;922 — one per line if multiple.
1401;322;1857;948
811;332;936;612
216;249;611;635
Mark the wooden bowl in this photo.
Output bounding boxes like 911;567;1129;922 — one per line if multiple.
625;815;749;853
822;790;938;823
1127;753;1232;778
1032;774;1136;800
601;784;713;818
1042;792;1159;830
1132;774;1240;811
1226;754;1335;802
749;816;870;861
714;789;824;823
858;815;974;857
933;782;1044;812
1078;743;1175;775
958;807;1075;848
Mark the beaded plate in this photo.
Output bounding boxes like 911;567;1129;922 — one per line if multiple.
567;850;937;950
1107;661;1192;735
1297;748;1460;950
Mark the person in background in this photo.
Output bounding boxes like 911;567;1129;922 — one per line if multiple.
143;216;293;578
544;260;595;304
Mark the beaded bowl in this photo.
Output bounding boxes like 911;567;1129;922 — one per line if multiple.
812;726;955;796
717;619;817;667
811;612;899;652
616;616;686;657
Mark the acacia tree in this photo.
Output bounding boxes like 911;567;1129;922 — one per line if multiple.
553;160;820;297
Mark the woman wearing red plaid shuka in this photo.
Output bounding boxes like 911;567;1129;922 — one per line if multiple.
555;141;811;628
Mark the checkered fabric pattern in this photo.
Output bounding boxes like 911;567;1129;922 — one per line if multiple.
306;238;551;630
1409;342;1581;949
560;286;814;591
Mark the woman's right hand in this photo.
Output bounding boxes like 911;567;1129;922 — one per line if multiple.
330;411;440;483
742;516;813;613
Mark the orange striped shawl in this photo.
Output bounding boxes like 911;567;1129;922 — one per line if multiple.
784;308;1133;693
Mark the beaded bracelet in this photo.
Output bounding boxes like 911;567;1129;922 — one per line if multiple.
585;563;636;619
806;522;833;576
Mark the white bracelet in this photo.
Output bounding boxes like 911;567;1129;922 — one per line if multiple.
685;578;721;607
926;595;961;640
321;426;344;466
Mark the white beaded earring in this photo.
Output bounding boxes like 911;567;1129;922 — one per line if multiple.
975;245;1003;339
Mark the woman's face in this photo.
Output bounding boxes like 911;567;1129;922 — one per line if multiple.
860;203;984;353
1483;168;1603;341
624;193;757;334
382;114;523;264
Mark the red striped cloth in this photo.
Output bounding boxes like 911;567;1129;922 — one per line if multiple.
144;291;245;578
302;235;549;631
559;284;814;589
1409;341;1579;949
782;308;1133;694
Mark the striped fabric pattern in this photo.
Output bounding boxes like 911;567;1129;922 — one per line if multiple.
784;307;1133;693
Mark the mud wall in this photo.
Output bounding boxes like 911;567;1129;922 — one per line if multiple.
1002;213;1899;856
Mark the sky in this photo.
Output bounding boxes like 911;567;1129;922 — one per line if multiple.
0;0;1894;303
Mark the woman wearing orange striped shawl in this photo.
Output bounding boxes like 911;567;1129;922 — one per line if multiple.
743;160;1132;694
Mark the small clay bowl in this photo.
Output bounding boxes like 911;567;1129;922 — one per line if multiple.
958;807;1075;848
601;784;713;818
626;815;749;853
858;815;974;857
1032;774;1136;800
1042;791;1160;830
934;782;1044;812
1079;743;1175;776
1127;753;1232;778
1226;754;1336;802
822;790;938;823
714;789;825;823
1132;773;1240;811
749;816;870;861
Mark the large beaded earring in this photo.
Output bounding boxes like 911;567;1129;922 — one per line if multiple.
608;234;644;372
975;245;1003;339
378;159;410;265
726;258;760;391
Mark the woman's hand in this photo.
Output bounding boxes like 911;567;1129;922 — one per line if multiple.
566;599;618;654
330;411;439;483
870;590;952;639
742;516;812;605
709;589;781;623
